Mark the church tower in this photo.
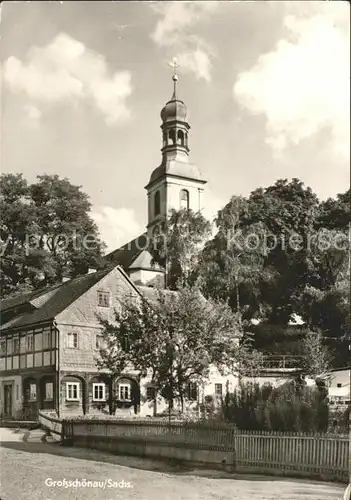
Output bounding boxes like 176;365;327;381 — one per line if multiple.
145;66;207;236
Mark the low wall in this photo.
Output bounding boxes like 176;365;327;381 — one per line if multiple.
38;412;349;483
72;435;236;469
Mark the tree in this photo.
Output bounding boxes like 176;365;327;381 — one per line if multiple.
198;179;321;324
316;189;350;230
301;330;334;380
149;208;212;290
198;181;350;329
97;286;263;414
197;196;267;319
0;173;105;297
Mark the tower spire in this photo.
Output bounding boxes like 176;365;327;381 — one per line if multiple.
169;57;179;100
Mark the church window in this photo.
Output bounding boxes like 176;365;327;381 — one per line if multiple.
162;130;167;147
154;190;160;216
180;189;189;210
177;130;184;146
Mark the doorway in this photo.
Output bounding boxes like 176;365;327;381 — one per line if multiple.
3;384;13;417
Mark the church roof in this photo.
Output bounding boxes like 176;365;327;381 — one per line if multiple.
104;233;148;269
160;98;187;123
104;233;164;278
147;158;206;188
129;249;162;271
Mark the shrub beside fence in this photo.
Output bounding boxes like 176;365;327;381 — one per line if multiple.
38;411;349;482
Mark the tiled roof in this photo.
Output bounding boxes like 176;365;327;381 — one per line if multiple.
0;268;113;331
0;283;62;312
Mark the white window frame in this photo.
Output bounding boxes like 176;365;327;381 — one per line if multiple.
188;382;198;401
66;332;78;349
215;383;223;397
0;339;5;356
146;386;156;401
20;335;26;353
66;382;80;401
13;336;20;354
92;383;106;402
45;382;53;401
118;383;131;401
95;335;104;350
7;338;12;355
42;331;51;349
26;334;33;352
97;290;110;308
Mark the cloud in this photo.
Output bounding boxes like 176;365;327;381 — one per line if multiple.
91;206;142;254
175;46;212;83
3;33;132;125
202;187;225;224
151;2;217;82
233;4;350;160
24;104;42;123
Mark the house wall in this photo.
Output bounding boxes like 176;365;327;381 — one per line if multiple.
328;370;350;395
57;267;139;373
137;368;296;417
328;369;350;409
56;268;141;417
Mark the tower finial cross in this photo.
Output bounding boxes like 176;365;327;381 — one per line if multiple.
171;57;179;77
168;57;179;99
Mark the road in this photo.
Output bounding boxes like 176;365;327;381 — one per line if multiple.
0;427;345;500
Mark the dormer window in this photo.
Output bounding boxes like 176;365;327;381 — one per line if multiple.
180;189;189;210
98;290;110;308
154;190;160;216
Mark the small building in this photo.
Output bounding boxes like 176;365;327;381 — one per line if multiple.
326;368;350;410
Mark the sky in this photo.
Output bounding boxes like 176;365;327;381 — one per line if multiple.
1;1;350;252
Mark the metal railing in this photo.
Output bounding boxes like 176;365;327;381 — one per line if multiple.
261;355;305;369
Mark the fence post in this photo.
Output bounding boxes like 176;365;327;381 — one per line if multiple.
61;420;73;446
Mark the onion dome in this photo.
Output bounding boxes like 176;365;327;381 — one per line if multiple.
160;74;188;123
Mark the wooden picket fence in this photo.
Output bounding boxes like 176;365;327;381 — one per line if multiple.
38;411;349;481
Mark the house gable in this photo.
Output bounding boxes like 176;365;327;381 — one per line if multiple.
56;266;141;326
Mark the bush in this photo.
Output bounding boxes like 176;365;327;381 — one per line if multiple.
220;379;330;432
327;405;350;434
